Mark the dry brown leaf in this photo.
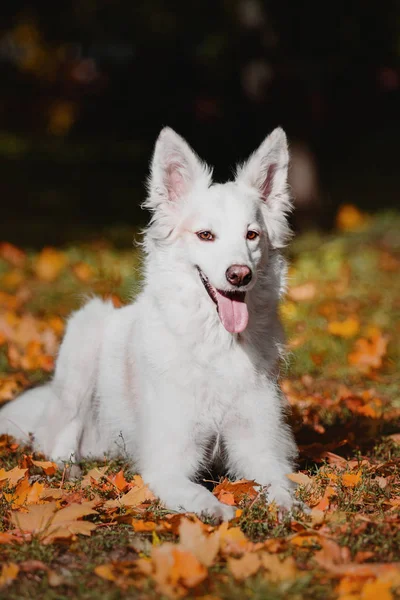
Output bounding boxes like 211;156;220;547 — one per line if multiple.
213;478;258;505
95;563;117;583
0;563;19;588
348;328;389;374
5;479;45;507
314;537;351;571
0;466;28;486
132;520;157;532
11;501;98;543
287;472;314;486
179;518;220;567
31;460;58;475
81;466;109;487
342;471;362;488
218;523;261;555
261;554;297;582
34;248;67;282
336;204;367;231
227;553;261;581
152;544;208;592
47;570;65;587
288;282;316;301
0;242;26;267
110;470;129;492
0;375;25;404
328;317;360;338
72;262;95;282
105;478;155;508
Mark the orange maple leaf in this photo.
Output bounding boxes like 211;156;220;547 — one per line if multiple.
348;328;389;373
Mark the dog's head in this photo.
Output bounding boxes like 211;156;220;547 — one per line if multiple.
143;127;292;334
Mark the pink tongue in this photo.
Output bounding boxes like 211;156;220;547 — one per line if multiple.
215;290;249;333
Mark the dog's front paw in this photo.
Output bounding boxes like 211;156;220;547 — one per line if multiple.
264;481;295;511
196;496;236;522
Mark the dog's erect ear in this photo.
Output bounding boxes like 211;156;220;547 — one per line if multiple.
146;127;211;210
236;127;292;248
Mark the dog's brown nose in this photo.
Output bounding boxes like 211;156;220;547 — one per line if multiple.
225;265;252;287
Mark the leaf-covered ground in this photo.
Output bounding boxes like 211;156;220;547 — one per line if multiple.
0;206;399;599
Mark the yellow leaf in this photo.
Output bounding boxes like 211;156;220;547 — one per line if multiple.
328;317;360;338
342;471;362;488
179;518;220;567
361;580;393;600
310;508;325;526
336;204;367;231
72;262;95;283
288;282;316;302
81;466;109;487
291;533;320;547
0;466;28;486
0;563;19;588
348;329;389;374
94;564;117;582
105;481;155;508
227;553;261;581
34;248;67;282
261;554;297;582
5;479;45;507
132;520;157;532
31;460;58;475
152;544;208;590
287;472;313;486
11;501;98;543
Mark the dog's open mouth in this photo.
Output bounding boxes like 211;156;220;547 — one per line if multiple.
197;268;249;334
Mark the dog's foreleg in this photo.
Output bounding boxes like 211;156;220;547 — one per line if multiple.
138;389;235;521
223;382;297;509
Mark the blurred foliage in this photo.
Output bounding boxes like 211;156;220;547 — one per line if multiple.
0;1;399;241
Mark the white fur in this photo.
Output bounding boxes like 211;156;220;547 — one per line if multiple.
0;127;297;520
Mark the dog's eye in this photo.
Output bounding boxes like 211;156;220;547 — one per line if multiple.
197;231;214;241
247;230;259;241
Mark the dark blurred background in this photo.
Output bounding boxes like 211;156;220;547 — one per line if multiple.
0;0;399;246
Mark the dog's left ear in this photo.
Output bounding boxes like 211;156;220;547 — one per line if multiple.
236;127;292;248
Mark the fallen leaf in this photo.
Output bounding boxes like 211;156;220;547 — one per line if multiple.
348;328;389;374
287;472;314;486
5;479;45;507
328;317;360;338
110;470;129;492
34;248;67;282
336;204;367;231
31;460;58;475
261;554;297;582
0;375;25;404
0;563;19;588
0;242;26;267
342;471;362;488
11;501;98;543
227;553;261;580
361;580;393;600
179;518;220;567
0;466;28;486
72;262;95;282
81;466;109;487
288;282;316;301
105;477;155;508
132;520;157;532
213;478;258;505
47;570;65;587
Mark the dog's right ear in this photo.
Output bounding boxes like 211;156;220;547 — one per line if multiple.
145;127;211;211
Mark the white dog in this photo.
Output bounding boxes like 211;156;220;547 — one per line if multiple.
0;127;297;520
